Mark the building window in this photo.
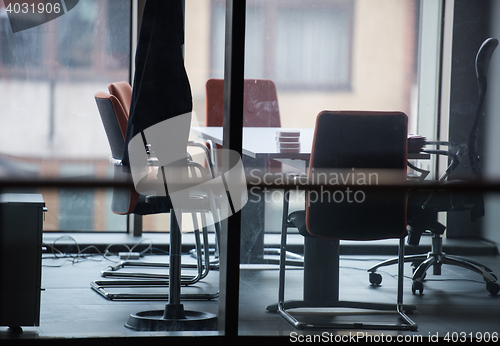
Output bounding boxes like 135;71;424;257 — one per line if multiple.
58;164;95;231
211;0;354;90
0;1;131;232
0;0;130;80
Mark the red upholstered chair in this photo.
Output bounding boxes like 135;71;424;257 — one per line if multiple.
92;90;218;303
108;81;132;117
205;78;281;172
205;78;281;127
274;111;417;331
94;90;138;215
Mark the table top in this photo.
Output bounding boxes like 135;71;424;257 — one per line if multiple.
191;127;429;160
192;127;313;160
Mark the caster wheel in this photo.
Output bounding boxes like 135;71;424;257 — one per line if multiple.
486;282;500;295
412;281;424;295
369;272;382;286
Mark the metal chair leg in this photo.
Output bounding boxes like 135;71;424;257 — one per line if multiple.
91;211;220;301
271;189;417;331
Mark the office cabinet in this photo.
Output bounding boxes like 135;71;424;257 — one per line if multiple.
0;194;45;329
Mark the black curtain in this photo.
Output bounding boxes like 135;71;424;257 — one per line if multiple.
122;0;192;167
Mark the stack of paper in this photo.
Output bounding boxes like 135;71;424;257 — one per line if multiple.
408;134;427;153
276;130;300;153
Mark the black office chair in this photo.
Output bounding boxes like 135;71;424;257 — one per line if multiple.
92;91;219;308
368;38;500;296
271;111;417;331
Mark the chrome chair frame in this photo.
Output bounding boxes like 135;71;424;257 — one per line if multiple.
90;127;221;300
274;189;418;331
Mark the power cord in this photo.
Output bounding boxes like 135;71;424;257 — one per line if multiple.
42;236;155;267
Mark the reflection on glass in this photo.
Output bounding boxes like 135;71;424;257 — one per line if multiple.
0;0;130;231
275;7;351;89
228;0;423;335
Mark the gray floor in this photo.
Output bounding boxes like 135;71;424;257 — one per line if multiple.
1;234;499;342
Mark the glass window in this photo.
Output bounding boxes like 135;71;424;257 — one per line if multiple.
274;6;351;89
211;0;353;90
0;0;131;232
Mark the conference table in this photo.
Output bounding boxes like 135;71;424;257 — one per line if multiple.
191;127;428;263
192;127;310;264
192;126;428;164
191;126;421;311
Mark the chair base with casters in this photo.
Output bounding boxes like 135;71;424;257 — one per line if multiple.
367;196;499;295
367;186;499;296
125;209;217;332
368;231;499;295
266;189;418;331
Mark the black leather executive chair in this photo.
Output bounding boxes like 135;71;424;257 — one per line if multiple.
273;111;417;331
368;38;500;296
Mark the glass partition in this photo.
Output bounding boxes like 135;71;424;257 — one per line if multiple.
233;0;424;335
1;0;499;341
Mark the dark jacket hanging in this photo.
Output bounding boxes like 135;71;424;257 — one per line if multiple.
122;0;192;167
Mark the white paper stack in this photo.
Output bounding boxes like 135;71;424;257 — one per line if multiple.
276;130;300;153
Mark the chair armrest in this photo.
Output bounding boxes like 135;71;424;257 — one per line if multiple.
287;173;308;184
187;160;211;179
425;140;458;147
188;140;215;177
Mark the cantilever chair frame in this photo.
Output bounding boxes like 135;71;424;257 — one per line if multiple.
277;189;417;331
272;111;418;331
91;148;220;301
92;90;220;301
99;142;219;282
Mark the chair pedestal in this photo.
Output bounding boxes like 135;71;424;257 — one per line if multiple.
125;210;217;331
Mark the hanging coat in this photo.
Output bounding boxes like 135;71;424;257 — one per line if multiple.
122;0;192;168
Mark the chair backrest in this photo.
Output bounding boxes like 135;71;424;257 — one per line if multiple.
95;91;139;215
305;111;408;240
108;81;133;116
95;91;128;159
205;78;281;127
468;38;498;181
